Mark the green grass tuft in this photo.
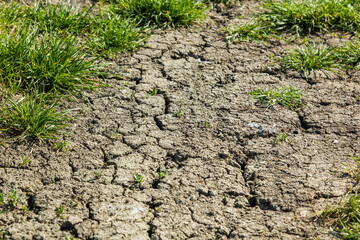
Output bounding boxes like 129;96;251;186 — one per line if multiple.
226;19;275;42
23;2;93;34
0;26;103;95
107;0;209;28
250;87;305;110
87;10;149;55
226;0;360;43
281;42;339;76
0;92;72;140
261;0;360;35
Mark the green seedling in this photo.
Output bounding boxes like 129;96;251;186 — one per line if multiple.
174;110;183;118
250;87;305;110
158;170;167;179
133;174;144;184
22;205;28;214
71;199;79;208
95;171;103;178
0;193;3;205
53;140;68;152
148;88;158;96
274;133;291;145
204;121;211;128
8;188;22;208
56;205;66;218
130;90;136;99
65;236;74;240
21;156;31;167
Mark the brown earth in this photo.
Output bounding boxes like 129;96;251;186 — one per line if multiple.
1;1;360;239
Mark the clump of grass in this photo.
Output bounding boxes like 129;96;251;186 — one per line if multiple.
0;92;72;140
281;42;339;76
0;26;103;95
226;0;360;43
335;39;360;70
226;19;275;42
320;192;360;239
23;2;93;34
250;87;305;110
0;1;26;30
320;155;360;239
261;0;360;35
87;10;149;55
108;0;209;28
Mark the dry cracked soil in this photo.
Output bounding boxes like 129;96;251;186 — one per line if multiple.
1;1;360;239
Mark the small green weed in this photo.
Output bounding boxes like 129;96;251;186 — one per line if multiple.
274;133;291;145
21;156;31;167
281;42;339;76
8;188;22;208
133;174;144;184
130;90;136;100
174;110;183;118
22;205;28;214
0;193;3;205
56;205;66;218
71;199;79;208
250;87;305;110
158;170;167;179
148;88;158;96
0;93;71;140
53;141;68;152
108;0;208;28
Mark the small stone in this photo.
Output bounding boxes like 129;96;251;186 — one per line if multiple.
333;140;339;144
190;195;196;201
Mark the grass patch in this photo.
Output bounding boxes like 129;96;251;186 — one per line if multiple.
250;87;305;110
320;156;360;239
23;2;93;34
335;39;360;70
281;42;339;76
226;0;360;43
0;92;72;140
226;19;275;42
87;10;149;55
107;0;209;28
261;0;360;36
0;26;103;95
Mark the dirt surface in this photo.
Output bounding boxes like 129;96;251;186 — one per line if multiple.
1;1;360;239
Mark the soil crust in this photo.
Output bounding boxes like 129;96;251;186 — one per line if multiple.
1;1;360;239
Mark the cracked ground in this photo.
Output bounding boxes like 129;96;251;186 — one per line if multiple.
1;1;360;239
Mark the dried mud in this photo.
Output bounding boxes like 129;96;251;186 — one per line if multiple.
1;1;360;239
